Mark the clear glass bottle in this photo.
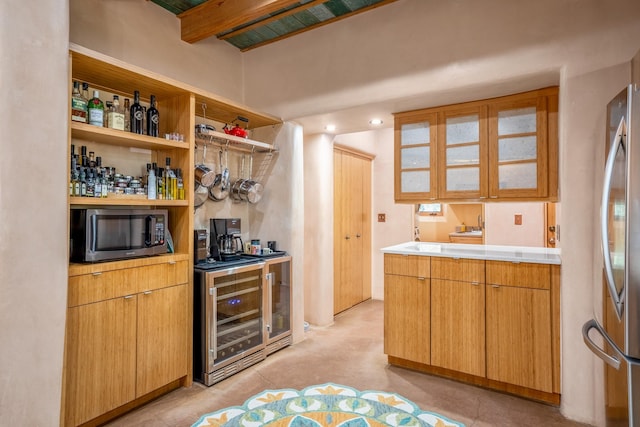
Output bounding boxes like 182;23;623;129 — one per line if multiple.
164;157;176;200
146;95;159;137
71;81;88;123
108;95;125;130
79;168;87;197
86;169;95;197
87;90;104;127
94;171;102;198
147;164;157;200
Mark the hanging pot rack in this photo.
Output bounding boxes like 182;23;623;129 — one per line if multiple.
196;103;277;154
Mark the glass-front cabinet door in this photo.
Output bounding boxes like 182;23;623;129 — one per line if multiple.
264;257;292;347
438;106;488;199
394;112;437;201
488;95;549;198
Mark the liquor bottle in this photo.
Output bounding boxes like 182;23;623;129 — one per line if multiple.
156;167;164;200
82;82;90;101
146;95;159;137
86;169;95;197
101;174;108;198
79;168;87;197
71;81;88;123
87;90;104;127
176;168;184;200
73;170;80;197
108;95;125;131
123;98;131;132
104;101;112;127
81;145;88;167
147;164;157;200
164;157;176;200
94;171;102;198
89;151;96;168
130;91;144;134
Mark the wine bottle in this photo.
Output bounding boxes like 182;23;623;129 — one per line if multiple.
87;90;104;127
130;90;144;134
146;95;159;137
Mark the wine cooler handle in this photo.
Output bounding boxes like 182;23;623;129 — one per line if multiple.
266;272;274;333
600;117;626;321
210;286;218;357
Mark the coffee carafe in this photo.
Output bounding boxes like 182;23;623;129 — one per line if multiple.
210;218;243;261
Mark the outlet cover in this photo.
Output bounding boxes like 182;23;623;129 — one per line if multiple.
514;214;522;225
378;213;386;222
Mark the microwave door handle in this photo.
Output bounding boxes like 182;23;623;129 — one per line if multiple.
582;319;622;370
600;117;626;321
90;214;98;252
145;215;156;247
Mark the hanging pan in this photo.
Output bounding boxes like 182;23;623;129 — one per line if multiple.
209;149;229;201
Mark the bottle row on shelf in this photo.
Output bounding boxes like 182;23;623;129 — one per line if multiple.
71;81;161;138
69;145;184;201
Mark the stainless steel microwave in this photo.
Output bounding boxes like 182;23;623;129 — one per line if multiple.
70;208;168;262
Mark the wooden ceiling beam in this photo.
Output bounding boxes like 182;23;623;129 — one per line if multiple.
179;0;301;44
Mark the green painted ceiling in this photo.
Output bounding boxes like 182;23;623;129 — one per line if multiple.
151;0;396;51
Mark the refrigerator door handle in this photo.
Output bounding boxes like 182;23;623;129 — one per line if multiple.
582;319;622;370
600;117;626;320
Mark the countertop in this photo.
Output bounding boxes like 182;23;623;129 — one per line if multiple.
381;241;561;265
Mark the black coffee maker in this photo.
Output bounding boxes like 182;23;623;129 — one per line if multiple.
210;218;243;261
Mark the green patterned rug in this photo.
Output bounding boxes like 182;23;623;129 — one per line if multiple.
192;383;465;427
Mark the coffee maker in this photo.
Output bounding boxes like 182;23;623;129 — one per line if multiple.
210;218;243;261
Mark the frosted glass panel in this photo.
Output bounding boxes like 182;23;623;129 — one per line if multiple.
401;122;430;146
446;115;479;145
446;167;479;191
498;136;537;162
401;146;430;169
498;107;536;135
401;170;430;193
446;145;479;166
498;163;537;189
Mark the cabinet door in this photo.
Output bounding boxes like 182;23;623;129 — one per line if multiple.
136;284;188;397
64;297;137;426
488;94;549;198
431;279;485;376
384;274;430;364
438;106;488;199
394;112;438;201
486;284;553;392
266;259;292;341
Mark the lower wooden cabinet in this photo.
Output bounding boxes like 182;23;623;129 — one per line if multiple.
64;297;137;426
431;279;485;377
384;274;430;365
383;254;560;404
486;284;552;393
63;256;190;427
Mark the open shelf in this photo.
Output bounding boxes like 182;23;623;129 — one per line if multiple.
71;122;190;151
69;196;189;207
195;129;274;153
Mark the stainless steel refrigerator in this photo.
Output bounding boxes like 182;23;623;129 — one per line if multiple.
583;50;640;427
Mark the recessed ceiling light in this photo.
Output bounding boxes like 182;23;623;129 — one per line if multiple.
369;118;383;125
325;124;336;132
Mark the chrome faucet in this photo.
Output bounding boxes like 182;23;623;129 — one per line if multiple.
414;226;420;241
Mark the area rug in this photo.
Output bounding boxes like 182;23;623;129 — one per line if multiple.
192;383;465;427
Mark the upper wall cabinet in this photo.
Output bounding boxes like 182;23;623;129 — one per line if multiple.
394;87;559;203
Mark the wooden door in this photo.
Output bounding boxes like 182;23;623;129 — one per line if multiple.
64;297;137;426
384;274;430;364
431;279;485;376
136;284;188;397
486;284;553;392
334;148;372;314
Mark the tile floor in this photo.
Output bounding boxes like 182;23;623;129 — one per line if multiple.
106;299;591;426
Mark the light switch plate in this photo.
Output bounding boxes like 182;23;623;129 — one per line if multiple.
514;214;522;225
378;213;386;222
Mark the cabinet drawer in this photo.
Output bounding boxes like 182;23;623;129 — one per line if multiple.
431;257;485;283
68;269;137;307
68;260;189;306
486;261;550;290
384;254;430;278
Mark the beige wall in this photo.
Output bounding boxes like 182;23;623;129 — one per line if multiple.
484;202;545;246
0;1;70;425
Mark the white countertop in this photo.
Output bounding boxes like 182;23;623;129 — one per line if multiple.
381;241;561;265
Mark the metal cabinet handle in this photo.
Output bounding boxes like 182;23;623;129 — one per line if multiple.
92;272;102;276
168;261;176;265
143;291;152;295
417;277;426;281
491;284;500;288
471;281;480;286
124;295;134;299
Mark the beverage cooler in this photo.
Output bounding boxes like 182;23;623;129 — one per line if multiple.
193;256;292;386
264;257;293;355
